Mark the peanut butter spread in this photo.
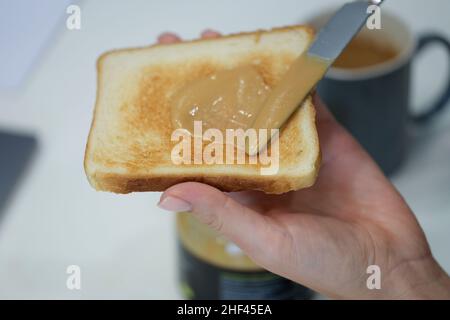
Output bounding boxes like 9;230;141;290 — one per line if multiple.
171;52;330;154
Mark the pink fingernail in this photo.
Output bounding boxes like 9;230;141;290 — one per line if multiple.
201;29;220;38
158;195;192;212
157;32;181;44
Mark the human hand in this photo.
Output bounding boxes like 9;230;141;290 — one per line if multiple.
156;30;450;299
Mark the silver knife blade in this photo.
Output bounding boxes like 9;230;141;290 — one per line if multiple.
308;0;384;62
247;0;385;155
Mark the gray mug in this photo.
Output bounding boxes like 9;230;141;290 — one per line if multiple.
311;12;450;175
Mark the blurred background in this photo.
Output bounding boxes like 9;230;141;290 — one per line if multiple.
0;0;449;299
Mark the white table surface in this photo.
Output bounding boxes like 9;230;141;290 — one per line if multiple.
0;0;449;299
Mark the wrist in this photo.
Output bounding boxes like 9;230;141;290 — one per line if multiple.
385;256;450;299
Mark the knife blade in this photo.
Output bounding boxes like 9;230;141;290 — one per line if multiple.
308;0;385;61
247;0;385;156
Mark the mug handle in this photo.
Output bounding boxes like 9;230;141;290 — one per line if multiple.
411;34;450;124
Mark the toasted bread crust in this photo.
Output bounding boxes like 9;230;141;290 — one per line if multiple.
89;170;319;195
84;25;320;194
95;25;315;62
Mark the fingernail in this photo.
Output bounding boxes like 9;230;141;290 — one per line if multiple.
157;32;181;44
158;195;192;212
201;29;220;38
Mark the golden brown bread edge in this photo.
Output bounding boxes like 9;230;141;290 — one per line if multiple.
88;161;321;195
84;25;321;194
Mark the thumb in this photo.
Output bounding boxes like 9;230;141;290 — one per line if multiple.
158;182;280;262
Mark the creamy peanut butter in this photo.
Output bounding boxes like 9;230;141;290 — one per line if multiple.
170;52;330;154
171;66;269;134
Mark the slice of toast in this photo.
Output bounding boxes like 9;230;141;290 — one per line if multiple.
84;25;321;194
